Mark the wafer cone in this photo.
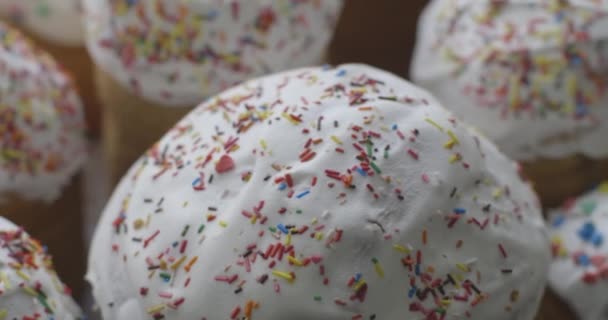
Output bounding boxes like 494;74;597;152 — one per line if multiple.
535;289;577;320
0;175;85;299
522;155;608;209
95;68;193;186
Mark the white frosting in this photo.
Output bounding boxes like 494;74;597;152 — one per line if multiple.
548;182;608;320
83;0;344;107
411;0;608;161
0;216;83;319
0;23;88;203
0;0;84;46
87;64;550;320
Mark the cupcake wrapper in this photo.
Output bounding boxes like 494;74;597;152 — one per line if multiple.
95;67;193;186
0;175;85;299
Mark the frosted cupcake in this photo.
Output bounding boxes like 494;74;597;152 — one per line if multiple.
87;64;550;319
411;0;608;208
83;0;344;185
0;23;88;296
0;216;83;319
0;0;101;134
543;182;608;320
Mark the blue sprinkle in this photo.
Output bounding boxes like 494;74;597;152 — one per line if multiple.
354;273;362;282
415;263;421;275
277;224;289;234
551;215;566;228
296;190;311;199
356;167;367;176
592;233;604;247
408;287;417;298
192;177;201;187
569;56;582;66
453;208;466;214
577;254;591;267
578;222;596;241
336;69;347;77
278;182;287;191
392;124;398;130
172;241;179;248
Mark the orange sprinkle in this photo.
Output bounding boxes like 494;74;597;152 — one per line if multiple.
422;229;428;245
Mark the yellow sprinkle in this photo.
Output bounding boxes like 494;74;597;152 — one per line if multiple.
444;140;457;149
354;280;367;291
445;130;460;149
0;309;7;319
456;263;470;273
311;218;318;225
15;270;29;281
22;286;37;297
133;219;145;230
147;304;166;314
330;135;343;145
171;256;187;270
285;232;292;246
272;270;294;282
440;299;452;307
373;260;385;278
315;233;324;241
219;221;228;228
0;272;10;290
425;118;444;131
393;244;411;254
159;260;168;270
449;154;461;164
250;215;258;224
493;188;503;199
260;139;267;149
288;256;303;266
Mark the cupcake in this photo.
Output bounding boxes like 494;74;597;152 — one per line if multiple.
0;0;101;135
411;0;608;208
87;64;550;319
542;182;608;320
0;23;88;297
83;0;344;186
0;216;83;319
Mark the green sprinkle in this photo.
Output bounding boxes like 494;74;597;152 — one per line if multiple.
198;224;205;234
182;225;190;237
581;201;597;215
314;296;322;301
370;162;381;174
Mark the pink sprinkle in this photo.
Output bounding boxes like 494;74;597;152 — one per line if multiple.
407;149;419;160
216;155;235;174
143;230;160;248
421;173;430;183
498;244;507;258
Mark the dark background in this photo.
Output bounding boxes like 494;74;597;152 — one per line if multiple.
329;0;429;79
